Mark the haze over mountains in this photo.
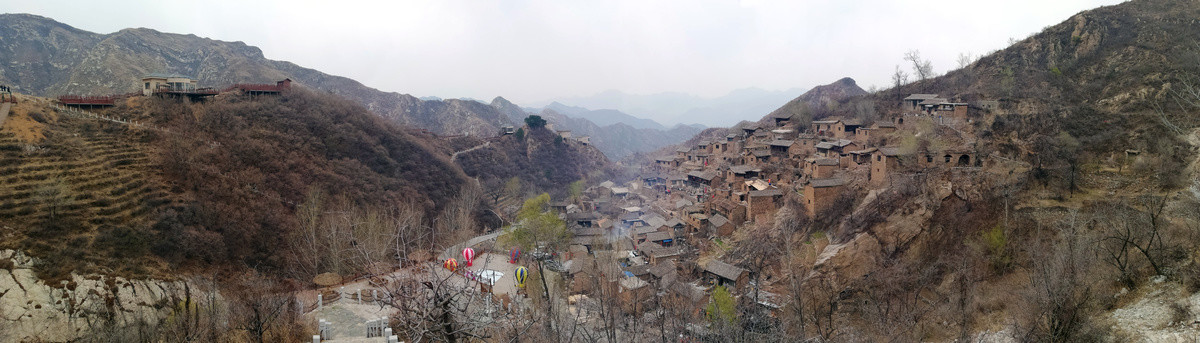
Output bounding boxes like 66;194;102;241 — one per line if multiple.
531;86;807;127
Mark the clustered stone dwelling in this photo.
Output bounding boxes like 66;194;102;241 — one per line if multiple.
551;94;986;321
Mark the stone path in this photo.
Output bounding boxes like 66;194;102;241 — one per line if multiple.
441;231;502;261
450;141;489;162
310;302;392;342
0;103;11;128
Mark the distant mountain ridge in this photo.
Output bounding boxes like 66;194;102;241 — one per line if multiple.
490;97;702;159
544;102;667;130
538;87;806;127
0;13;701;159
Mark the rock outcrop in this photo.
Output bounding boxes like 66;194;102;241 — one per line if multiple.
0;250;193;342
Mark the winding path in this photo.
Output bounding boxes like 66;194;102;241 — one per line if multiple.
450;141;490;162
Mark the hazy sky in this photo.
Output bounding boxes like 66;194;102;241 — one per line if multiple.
9;0;1123;105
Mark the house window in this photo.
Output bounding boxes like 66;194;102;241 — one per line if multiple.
144;82;150;89
926;155;933;163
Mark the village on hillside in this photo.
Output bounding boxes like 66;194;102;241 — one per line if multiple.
518;93;999;326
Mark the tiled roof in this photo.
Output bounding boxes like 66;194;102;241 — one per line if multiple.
705;260;746;281
809;178;845;188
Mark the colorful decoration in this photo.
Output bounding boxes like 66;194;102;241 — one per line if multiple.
463;248;476;267
444;258;458;272
515;266;528;288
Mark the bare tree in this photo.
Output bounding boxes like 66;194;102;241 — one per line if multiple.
227;272;303;343
1017;210;1098;342
904;50;935;82
384;268;507;343
1097;195;1169;287
892;65;910;97
956;52;975;70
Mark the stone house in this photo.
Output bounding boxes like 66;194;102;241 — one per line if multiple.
919;98;968;117
687;170;718;187
812;119;843;138
704;260;749;289
747;188;784;223
709;213;735;237
792;134;819;157
854;122;897;144
770;112;793;126
768;140;795;161
646;231;675;247
814;139;859;159
870;147;903;187
804;178;845;217
618;276;652;314
903;94;940;112
847;147;877;167
805;158;839;179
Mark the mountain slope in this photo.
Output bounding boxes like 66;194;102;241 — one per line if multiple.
0;13;514;137
453;125;614;196
759;77;868;126
0;89;478;280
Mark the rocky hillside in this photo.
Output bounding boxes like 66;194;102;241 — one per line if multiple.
652;0;1200;341
453;124;615;197
758;76;867;126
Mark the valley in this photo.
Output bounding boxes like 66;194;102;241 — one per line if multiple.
1;0;1200;342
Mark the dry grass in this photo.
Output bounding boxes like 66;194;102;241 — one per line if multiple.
0;101;50;142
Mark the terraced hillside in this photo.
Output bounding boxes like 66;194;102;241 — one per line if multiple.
0;102;177;279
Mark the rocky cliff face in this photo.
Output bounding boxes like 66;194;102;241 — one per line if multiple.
0;250;192;342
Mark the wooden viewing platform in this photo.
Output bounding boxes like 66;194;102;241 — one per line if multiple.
57;95;117;107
